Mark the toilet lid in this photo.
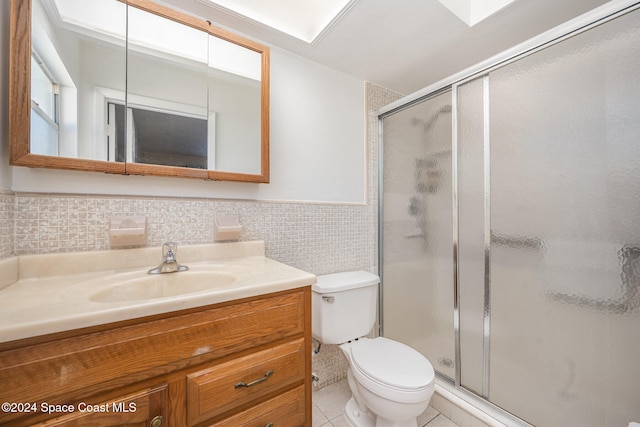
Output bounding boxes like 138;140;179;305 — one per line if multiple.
350;337;434;391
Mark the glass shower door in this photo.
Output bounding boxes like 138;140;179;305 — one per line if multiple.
487;9;640;426
381;91;455;379
456;7;640;426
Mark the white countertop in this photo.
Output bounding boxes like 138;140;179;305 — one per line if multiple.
0;241;316;344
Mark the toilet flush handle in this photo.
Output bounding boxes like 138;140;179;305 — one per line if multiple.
322;296;335;303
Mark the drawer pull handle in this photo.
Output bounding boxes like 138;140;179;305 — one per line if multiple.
235;370;274;388
265;423;274;427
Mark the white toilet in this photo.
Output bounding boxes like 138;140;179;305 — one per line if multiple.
312;271;435;427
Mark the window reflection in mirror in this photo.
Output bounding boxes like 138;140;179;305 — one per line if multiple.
31;0;127;161
30;53;59;156
109;103;209;169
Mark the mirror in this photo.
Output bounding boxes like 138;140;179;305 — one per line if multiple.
9;0;270;182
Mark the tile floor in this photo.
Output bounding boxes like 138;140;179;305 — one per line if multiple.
313;379;459;427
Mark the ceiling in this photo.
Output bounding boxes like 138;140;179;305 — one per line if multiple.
159;0;613;95
194;0;355;43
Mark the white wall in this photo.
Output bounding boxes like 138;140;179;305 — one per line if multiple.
0;1;12;191
8;37;366;203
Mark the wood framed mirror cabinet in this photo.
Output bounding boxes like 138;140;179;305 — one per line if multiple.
9;0;270;183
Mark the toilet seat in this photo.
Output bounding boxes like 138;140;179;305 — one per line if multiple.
346;337;435;404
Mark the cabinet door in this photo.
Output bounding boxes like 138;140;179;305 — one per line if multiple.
33;385;168;427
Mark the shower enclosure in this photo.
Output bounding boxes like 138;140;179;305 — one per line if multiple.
379;2;640;426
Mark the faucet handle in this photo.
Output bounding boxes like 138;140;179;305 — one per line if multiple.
149;242;188;274
162;242;177;260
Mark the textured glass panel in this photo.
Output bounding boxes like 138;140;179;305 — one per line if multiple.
488;8;640;427
457;76;487;395
382;91;455;379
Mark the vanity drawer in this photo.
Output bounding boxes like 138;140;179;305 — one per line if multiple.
187;338;305;426
206;385;306;427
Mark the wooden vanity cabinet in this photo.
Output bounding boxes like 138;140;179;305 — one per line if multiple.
0;287;312;427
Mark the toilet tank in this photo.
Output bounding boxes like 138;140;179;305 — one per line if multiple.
312;271;379;345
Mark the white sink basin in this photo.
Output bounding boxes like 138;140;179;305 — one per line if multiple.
89;270;237;303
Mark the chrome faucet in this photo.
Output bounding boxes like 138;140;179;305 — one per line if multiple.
148;242;189;274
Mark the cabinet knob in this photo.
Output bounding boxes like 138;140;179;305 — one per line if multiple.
150;415;164;427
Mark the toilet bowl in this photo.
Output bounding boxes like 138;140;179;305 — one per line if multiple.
312;271;435;427
341;337;435;427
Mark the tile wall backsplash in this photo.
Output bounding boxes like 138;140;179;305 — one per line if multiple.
13;194;374;274
366;82;404;273
366;82;405;208
0;190;14;259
